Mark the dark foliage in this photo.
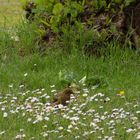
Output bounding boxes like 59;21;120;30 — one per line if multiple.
23;0;140;56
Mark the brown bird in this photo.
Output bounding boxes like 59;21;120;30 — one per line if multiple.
52;88;74;106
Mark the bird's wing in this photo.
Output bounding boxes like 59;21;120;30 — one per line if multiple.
52;92;62;103
52;96;58;103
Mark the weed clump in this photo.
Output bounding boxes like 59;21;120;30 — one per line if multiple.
20;0;140;56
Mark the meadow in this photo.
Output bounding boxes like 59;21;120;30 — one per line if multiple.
0;0;140;140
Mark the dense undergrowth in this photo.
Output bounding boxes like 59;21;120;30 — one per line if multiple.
18;0;140;56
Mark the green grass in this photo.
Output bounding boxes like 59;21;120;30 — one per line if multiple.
0;1;140;139
0;43;140;139
0;46;139;94
0;0;23;27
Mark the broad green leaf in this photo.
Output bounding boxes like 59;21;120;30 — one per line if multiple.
79;76;86;84
40;20;51;27
52;3;63;15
